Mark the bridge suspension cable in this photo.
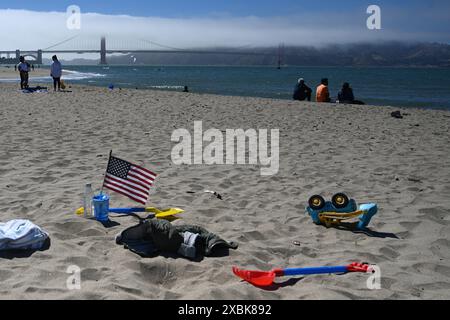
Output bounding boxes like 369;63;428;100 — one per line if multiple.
43;35;80;51
138;39;187;51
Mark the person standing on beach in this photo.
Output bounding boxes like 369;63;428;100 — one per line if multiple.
50;55;62;91
293;78;312;101
316;78;331;103
18;56;30;89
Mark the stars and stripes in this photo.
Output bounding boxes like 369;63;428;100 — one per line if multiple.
102;154;157;204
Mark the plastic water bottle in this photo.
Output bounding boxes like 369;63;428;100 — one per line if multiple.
83;184;94;218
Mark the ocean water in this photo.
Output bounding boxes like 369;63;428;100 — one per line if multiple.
6;65;450;109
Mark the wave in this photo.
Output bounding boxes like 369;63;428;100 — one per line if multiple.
0;69;105;82
61;69;106;80
149;85;184;89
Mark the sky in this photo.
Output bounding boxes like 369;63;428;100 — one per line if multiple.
0;0;449;56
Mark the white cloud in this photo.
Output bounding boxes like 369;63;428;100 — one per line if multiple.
0;8;448;54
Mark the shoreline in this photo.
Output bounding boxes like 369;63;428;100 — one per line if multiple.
2;81;449;113
2;65;449;111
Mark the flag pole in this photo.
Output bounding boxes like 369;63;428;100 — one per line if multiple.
101;150;112;195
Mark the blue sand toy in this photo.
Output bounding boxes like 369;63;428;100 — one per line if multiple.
306;193;377;230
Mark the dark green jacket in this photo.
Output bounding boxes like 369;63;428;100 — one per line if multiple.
116;219;238;258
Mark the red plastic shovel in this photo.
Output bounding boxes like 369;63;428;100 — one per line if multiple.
232;262;371;287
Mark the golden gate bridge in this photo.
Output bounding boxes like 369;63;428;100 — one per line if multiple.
0;36;285;67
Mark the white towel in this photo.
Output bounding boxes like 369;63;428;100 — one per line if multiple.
0;220;49;251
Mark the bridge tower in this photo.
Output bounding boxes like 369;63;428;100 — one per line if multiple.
37;50;43;65
100;36;107;65
15;50;20;61
277;43;284;69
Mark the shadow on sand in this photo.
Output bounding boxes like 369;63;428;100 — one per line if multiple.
0;238;51;260
251;277;304;291
331;222;399;239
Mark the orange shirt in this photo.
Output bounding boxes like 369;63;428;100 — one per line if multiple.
316;84;330;103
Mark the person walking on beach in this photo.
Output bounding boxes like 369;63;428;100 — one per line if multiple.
316;78;331;103
337;82;365;105
17;56;30;89
50;55;62;91
293;78;312;101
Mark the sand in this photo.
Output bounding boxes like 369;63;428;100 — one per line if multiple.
0;81;449;300
0;66;50;79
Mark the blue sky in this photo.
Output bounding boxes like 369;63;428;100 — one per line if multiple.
0;0;449;52
0;0;448;20
4;0;367;17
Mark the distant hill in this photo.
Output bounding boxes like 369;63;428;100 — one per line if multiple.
60;42;450;67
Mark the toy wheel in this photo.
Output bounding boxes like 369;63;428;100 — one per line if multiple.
308;195;326;210
332;193;349;209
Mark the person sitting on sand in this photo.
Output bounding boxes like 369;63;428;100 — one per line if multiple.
337;82;365;105
17;56;30;89
293;78;312;101
316;78;331;103
50;55;62;91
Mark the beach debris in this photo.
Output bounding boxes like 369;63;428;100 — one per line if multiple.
76;205;183;222
232;262;371;287
116;219;237;259
22;86;48;93
185;190;223;200
306;193;378;230
204;190;223;200
0;219;50;251
391;111;404;119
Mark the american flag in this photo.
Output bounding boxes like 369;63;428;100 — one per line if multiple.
103;154;157;204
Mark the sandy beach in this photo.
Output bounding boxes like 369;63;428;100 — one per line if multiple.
0;66;50;79
0;81;449;300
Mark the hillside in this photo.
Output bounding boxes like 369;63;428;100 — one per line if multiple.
54;42;450;67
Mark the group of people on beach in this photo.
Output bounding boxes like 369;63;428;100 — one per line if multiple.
293;77;364;105
15;56;363;102
17;55;63;91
